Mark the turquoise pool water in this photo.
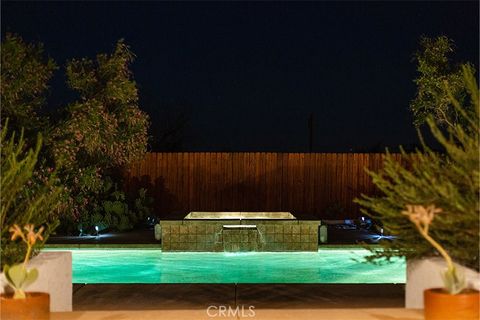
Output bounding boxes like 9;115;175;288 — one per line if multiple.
45;248;405;284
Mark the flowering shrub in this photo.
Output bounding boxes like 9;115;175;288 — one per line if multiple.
51;40;150;232
53;40;148;169
1;35;151;235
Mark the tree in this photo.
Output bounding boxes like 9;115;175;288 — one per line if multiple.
0;34;57;139
1;34;151;234
0;122;63;267
356;65;479;271
53;40;149;168
410;36;475;128
51;40;150;232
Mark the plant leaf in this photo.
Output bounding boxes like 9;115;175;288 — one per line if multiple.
22;268;38;289
7;264;27;289
3;265;13;285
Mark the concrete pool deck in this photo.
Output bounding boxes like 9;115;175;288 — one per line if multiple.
52;308;423;319
72;284;405;310
61;284;418;319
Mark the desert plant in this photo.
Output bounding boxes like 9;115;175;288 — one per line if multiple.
356;65;479;271
100;180;130;231
134;188;153;222
77;179;153;233
3;224;45;299
402;205;466;294
100;185;153;231
1;122;62;267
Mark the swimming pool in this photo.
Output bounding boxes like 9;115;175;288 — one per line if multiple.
46;248;406;283
44;248;405;284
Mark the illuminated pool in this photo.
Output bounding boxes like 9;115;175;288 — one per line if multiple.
44;248;405;284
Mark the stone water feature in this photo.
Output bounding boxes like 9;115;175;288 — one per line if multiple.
160;212;321;252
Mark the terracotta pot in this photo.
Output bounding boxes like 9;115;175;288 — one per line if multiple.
424;288;479;320
0;292;50;320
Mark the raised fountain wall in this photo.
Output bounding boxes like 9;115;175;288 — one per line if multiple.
160;212;320;252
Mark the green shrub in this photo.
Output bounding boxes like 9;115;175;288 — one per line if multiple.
0;34;56;140
76;178;153;233
356;66;479;271
0;123;62;268
134;188;153;222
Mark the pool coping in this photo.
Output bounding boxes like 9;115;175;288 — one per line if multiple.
44;243;383;250
45;243;161;249
51;308;422;320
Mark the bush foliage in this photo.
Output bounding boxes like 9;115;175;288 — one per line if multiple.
0;34;57;138
0;123;62;267
1;34;151;235
356;66;479;271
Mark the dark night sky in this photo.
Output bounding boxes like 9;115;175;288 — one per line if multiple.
2;1;478;152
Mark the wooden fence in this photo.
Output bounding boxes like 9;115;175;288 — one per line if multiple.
124;153;402;219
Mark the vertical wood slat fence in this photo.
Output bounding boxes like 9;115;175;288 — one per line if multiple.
124;153;401;219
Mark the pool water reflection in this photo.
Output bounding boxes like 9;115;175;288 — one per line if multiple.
44;248;405;284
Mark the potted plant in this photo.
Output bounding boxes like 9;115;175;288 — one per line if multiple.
402;204;479;320
1;224;50;320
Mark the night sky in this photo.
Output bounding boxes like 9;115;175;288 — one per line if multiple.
2;2;478;152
